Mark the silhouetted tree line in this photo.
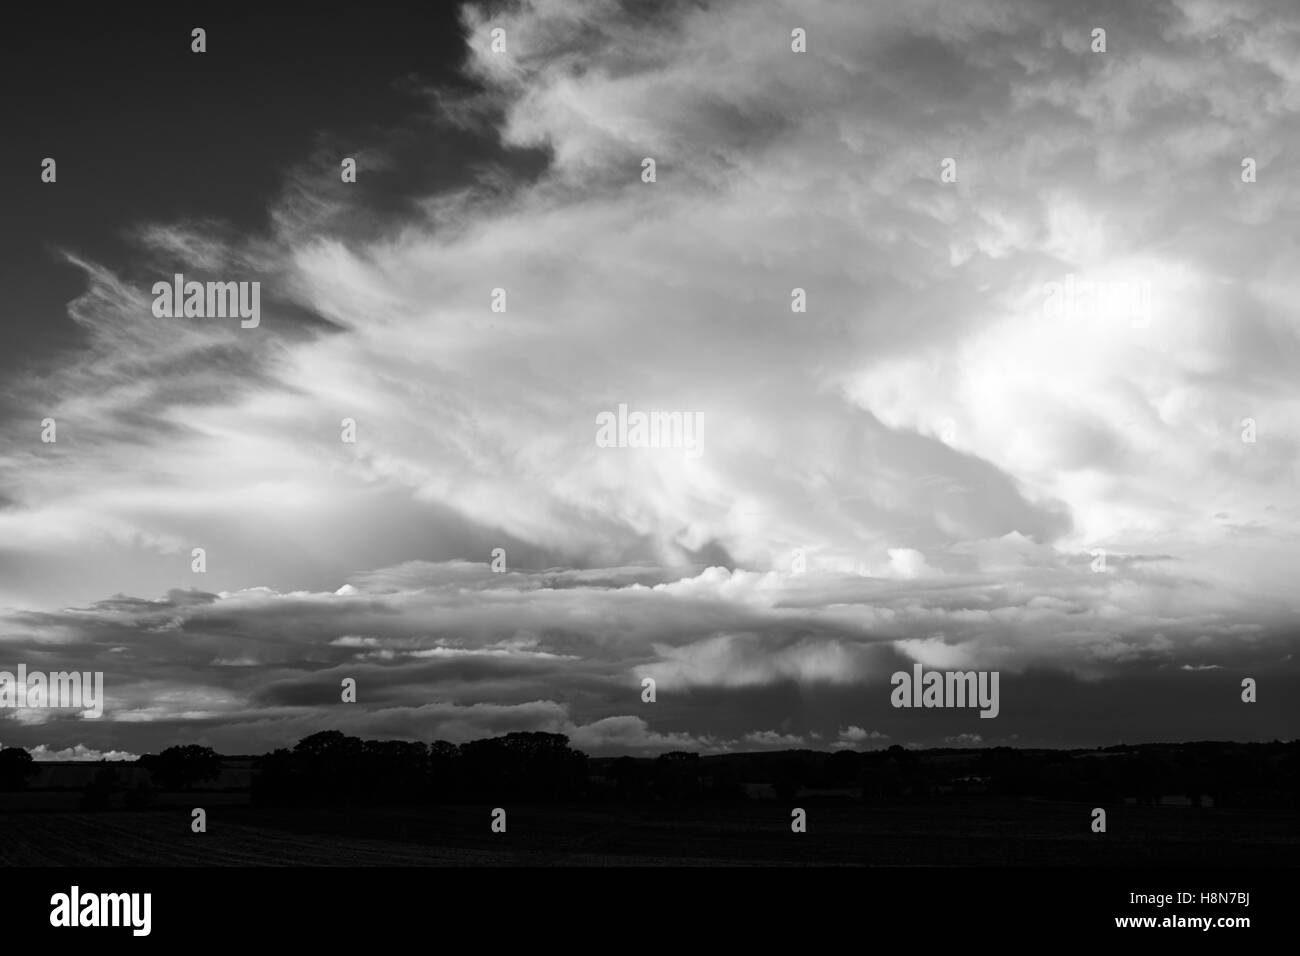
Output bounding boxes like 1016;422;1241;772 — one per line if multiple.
138;744;224;791
246;736;1297;808
252;731;589;807
2;737;1295;810
969;741;1300;808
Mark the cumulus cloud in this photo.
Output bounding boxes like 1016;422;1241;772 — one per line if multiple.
743;730;808;749
26;744;139;762
835;726;889;748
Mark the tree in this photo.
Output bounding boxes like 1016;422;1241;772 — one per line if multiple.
359;739;428;804
293;731;364;804
139;745;223;791
458;732;587;801
293;730;363;762
427;740;460;801
252;747;299;806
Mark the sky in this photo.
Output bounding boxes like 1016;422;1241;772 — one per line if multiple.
0;0;1297;760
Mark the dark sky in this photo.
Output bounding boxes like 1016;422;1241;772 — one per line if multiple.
0;1;488;379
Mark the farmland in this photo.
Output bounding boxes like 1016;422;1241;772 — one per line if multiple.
0;799;1293;866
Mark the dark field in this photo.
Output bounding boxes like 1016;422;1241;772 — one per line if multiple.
0;799;1294;866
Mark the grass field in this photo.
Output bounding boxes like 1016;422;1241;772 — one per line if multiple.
0;799;1294;866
